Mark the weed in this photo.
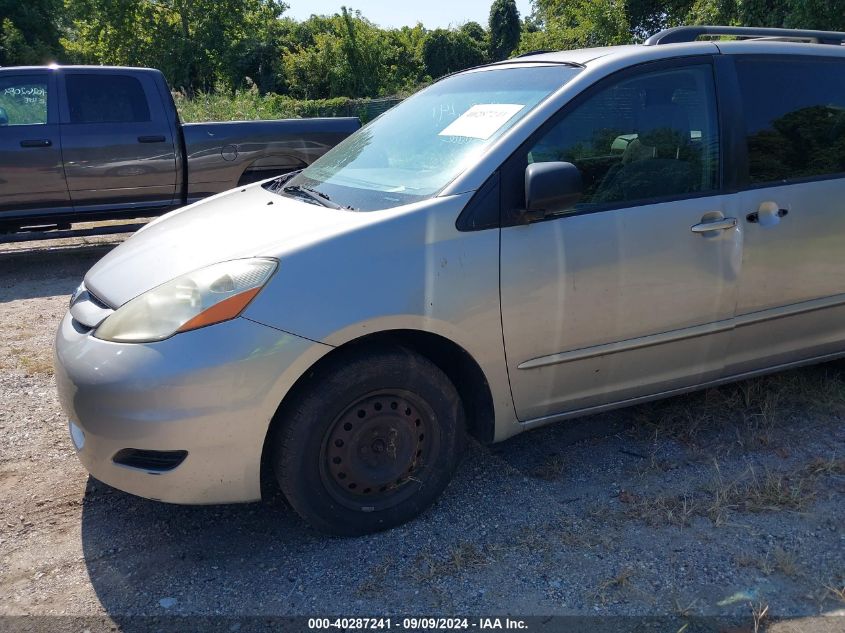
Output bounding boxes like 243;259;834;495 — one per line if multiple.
530;453;566;481
410;542;490;582
749;601;769;633
706;462;813;524
622;492;698;527
18;353;54;376
591;568;635;605
822;583;845;604
672;596;700;617
356;555;394;596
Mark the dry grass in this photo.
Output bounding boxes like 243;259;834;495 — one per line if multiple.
356;555;394;597
800;456;845;477
632;365;845;453
1;323;55;376
530;453;567;480
736;548;801;579
822;583;845;604
590;567;635;605
410;542;491;582
620;491;698;527
749;601;770;633
706;462;814;525
2;343;54;377
621;454;840;528
17;352;54;376
672;597;700;618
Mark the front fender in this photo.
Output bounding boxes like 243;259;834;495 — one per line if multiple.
244;194;520;440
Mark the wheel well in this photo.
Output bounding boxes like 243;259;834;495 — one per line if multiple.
259;330;495;499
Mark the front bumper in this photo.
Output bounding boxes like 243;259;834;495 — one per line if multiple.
55;313;331;504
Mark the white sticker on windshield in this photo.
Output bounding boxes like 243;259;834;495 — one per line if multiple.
438;103;525;140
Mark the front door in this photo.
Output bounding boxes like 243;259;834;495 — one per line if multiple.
499;59;742;421
0;71;71;221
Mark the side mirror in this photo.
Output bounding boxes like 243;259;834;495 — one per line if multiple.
524;161;583;220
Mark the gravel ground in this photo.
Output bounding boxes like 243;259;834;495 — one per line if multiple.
1;231;844;631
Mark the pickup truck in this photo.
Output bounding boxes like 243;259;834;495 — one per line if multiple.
0;65;360;233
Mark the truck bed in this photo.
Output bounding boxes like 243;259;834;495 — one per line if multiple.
181;118;360;202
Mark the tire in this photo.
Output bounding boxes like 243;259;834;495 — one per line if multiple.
272;346;465;536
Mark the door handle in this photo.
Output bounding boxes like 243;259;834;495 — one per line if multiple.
746;202;787;226
20;139;52;148
690;217;737;233
137;135;166;143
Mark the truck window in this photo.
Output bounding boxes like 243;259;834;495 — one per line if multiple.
523;63;720;215
0;76;48;126
66;74;151;124
736;58;845;184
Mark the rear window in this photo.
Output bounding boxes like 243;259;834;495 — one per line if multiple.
66;74;151;124
737;58;845;184
0;76;48;125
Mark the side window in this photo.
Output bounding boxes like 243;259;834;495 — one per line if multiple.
66;74;151;124
525;64;720;213
0;76;48;126
736;58;845;184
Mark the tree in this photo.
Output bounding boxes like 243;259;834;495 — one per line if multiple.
282;10;418;99
626;0;696;39
0;0;63;66
62;0;287;94
460;21;488;49
489;0;521;60
384;24;430;92
520;0;630;52
684;0;845;30
422;29;487;79
785;0;845;31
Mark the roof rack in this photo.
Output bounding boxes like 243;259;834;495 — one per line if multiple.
644;25;845;46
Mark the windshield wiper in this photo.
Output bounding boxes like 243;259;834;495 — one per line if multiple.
282;184;354;210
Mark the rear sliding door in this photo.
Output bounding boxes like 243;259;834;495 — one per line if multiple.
726;55;845;375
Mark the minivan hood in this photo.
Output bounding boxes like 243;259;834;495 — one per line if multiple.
84;184;374;307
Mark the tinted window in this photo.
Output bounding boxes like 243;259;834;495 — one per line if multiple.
737;58;845;184
0;76;48;125
524;64;719;214
66;74;151;124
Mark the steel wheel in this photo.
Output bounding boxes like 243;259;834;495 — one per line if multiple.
273;346;465;535
320;390;438;511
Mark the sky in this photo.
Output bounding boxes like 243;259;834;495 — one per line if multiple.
285;0;534;29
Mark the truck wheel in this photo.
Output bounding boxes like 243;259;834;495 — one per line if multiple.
273;346;465;536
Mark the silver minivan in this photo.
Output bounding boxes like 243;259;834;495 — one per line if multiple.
55;26;845;535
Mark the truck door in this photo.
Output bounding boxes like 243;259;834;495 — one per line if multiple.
58;69;177;214
0;71;71;222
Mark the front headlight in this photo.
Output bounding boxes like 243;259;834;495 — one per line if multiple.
94;258;277;343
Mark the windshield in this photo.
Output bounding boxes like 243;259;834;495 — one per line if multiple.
273;65;581;211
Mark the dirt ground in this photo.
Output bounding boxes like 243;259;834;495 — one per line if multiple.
0;231;844;632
